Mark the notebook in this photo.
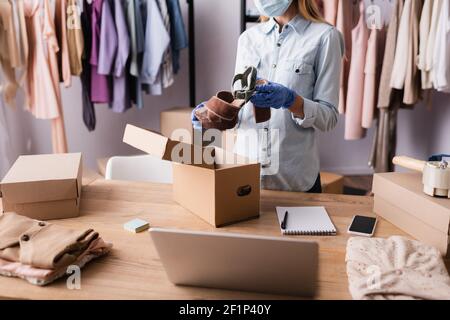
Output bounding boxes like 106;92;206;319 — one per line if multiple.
276;207;337;236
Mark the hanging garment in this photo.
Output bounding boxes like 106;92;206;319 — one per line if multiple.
0;1;20;107
97;0;118;78
140;0;170;96
378;0;404;108
166;0;188;74
80;0;96;131
390;0;412;91
345;0;369;140
90;0;111;103
23;0;68;153
336;0;359;114
110;0;131;113
125;0;145;109
66;0;84;76
55;0;72;87
0;83;13;178
433;0;450;92
157;0;174;89
361;27;386;129
9;0;29;83
346;236;450;300
425;0;443;88
418;0;435;90
402;0;422;105
322;0;339;25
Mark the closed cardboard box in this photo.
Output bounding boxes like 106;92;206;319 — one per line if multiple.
374;196;449;257
0;153;82;220
123;124;260;227
372;173;450;234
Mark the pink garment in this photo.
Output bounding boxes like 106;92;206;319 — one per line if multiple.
345;0;369;140
323;0;339;25
336;0;360;114
0;237;112;286
23;0;68;153
362;27;386;129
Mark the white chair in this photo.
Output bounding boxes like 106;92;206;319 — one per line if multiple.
105;155;173;184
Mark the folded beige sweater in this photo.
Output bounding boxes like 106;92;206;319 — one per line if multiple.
346;236;450;300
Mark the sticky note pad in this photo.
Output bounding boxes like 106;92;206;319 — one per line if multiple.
124;219;150;233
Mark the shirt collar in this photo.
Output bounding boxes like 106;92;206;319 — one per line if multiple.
262;15;310;35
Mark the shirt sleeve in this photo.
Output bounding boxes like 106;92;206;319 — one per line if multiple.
141;0;170;85
97;0;118;75
293;27;343;132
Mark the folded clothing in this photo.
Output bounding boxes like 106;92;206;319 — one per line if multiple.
346;236;450;300
0;212;112;286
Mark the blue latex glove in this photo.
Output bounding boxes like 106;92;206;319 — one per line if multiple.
250;81;296;109
191;103;205;130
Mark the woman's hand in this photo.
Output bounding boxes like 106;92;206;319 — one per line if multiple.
250;82;296;109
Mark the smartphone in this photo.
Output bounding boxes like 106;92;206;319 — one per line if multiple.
348;215;378;237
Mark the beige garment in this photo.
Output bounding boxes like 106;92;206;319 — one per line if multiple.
0;237;111;286
390;0;412;90
0;212;100;270
346;236;450;300
418;0;434;89
24;0;68;154
425;0;443;86
345;0;369;140
11;0;29;85
402;0;422;105
378;0;404;108
55;0;71;87
66;0;84;76
336;0;360;114
0;1;19;106
362;27;386;129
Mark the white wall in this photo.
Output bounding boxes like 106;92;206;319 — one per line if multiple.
2;0;450;175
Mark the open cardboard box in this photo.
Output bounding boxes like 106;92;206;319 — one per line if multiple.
0;153;82;220
123;124;261;227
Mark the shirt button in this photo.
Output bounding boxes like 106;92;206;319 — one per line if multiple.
21;234;30;242
272;64;277;69
277;43;281;47
295;69;300;73
38;222;46;227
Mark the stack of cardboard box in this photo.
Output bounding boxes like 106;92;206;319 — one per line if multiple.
0;153;82;220
372;172;450;257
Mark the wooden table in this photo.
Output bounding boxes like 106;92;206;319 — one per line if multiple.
0;177;415;300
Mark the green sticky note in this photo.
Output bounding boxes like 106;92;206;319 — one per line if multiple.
124;219;150;233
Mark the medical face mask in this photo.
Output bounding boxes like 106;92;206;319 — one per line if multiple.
254;0;294;17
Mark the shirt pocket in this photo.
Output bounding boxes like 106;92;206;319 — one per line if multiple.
279;60;315;96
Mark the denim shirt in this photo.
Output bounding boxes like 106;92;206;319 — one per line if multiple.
234;15;344;192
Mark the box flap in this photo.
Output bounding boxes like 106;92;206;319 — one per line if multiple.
373;173;450;234
0;153;82;204
123;124;215;169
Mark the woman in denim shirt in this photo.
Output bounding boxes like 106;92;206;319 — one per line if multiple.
196;0;344;193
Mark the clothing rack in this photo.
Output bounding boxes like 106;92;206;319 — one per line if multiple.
187;0;196;107
240;0;259;33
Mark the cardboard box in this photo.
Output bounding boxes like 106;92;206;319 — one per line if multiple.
123;124;260;227
374;196;449;257
2;198;80;221
372;173;450;234
160;107;194;143
0;153;82;220
321;172;344;194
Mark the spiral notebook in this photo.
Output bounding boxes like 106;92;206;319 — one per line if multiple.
276;207;337;236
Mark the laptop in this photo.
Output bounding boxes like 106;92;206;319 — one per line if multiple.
150;228;319;297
